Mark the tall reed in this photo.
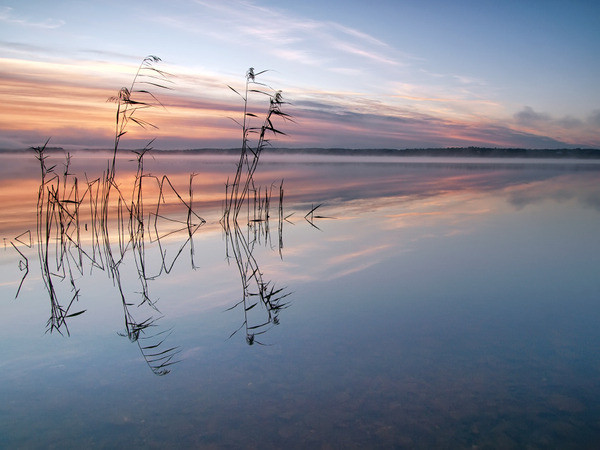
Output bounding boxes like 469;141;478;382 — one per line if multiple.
224;68;292;220
19;58;307;368
222;68;293;344
27;56;189;374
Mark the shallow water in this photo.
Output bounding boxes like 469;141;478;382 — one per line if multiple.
1;151;600;448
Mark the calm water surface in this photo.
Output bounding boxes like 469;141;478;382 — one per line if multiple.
1;151;600;448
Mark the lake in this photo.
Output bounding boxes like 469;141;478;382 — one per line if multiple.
1;150;600;448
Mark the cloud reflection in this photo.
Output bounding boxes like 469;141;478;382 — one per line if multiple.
1;151;600;378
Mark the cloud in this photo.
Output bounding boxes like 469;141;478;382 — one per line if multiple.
0;40;50;54
286;97;577;149
328;22;390;49
556;116;584;129
292;92;580;148
515;106;592;130
1;46;597;151
0;56;261;149
512;106;600;146
270;48;325;66
588;110;600;127
0;6;65;29
170;0;409;75
331;42;400;66
514;106;551;125
0;134;29;150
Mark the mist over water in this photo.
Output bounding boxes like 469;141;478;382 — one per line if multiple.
1;151;600;448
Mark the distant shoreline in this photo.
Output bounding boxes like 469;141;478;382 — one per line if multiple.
1;146;600;159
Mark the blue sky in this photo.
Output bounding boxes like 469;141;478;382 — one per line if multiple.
1;0;599;149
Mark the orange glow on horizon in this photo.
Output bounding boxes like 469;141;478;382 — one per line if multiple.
0;58;250;147
2;57;598;149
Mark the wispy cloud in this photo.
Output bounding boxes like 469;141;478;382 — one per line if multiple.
150;1;567;146
1;55;593;150
170;0;409;75
0;57;258;149
1;1;597;150
285;96;581;149
513;106;600;146
331;42;400;66
328;22;391;49
270;48;325;66
0;6;64;29
514;106;600;130
588;110;600;127
0;40;50;55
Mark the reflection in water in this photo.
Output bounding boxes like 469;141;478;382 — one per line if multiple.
16;140;299;371
221;69;294;344
4;64;301;375
222;185;290;345
2;151;600;447
26;139;304;371
224;220;290;345
304;203;330;230
31;142;204;374
11;230;31;298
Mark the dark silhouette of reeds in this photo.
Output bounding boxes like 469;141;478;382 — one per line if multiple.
25;57;195;374
31;142;192;374
304;203;332;230
11;241;29;299
147;173;205;275
222;68;293;345
224;219;290;345
33;141;86;335
224;68;292;221
7;58;325;371
7;230;33;298
107;55;172;178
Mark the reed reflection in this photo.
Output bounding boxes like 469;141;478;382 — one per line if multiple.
221;72;289;345
31;142;203;375
11;230;31;298
220;67;295;345
25;141;300;371
2;62;304;375
222;185;291;346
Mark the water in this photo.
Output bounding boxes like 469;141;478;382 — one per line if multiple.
1;151;600;448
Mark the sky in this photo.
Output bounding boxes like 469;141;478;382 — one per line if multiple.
1;0;599;150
